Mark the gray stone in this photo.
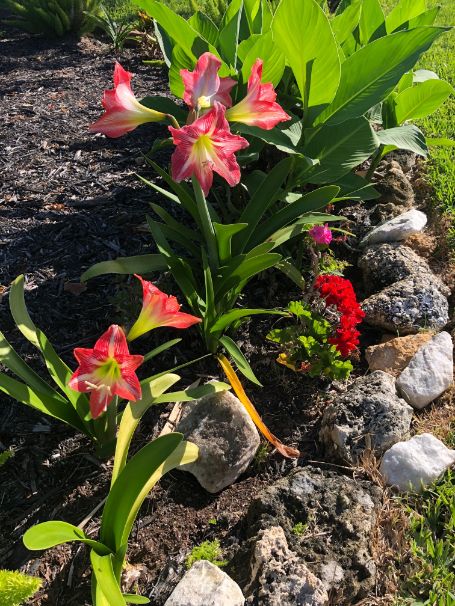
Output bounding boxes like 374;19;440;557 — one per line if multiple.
380;433;455;493
176;391;260;493
237;467;381;601
362;276;449;334
164;560;245;606
369;160;415;223
396;332;454;409
358;243;450;296
360;209;427;247
245;526;328;606
320;371;413;464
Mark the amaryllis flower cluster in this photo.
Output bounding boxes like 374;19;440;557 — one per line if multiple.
69;276;200;419
90;52;290;195
314;275;365;357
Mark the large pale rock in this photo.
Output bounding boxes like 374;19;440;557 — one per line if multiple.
176;391;260;493
360;209;427;247
362;276;449;334
320;371;413;463
380;433;455;492
365;333;433;377
164;560;245;606
358;243;449;296
245;526;328;606
237;467;381;601
396;332;454;409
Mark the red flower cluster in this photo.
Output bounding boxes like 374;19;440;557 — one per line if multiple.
314;275;365;357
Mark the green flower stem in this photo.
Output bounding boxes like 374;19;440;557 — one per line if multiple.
366;144;385;181
192;177;219;272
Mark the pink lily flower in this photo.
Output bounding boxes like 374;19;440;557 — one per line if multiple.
89;62;166;138
168;102;249;195
181;52;236;112
127;275;202;341
69;325;144;419
309;224;333;246
226;59;290;130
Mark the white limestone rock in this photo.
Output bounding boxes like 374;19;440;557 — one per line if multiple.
176;391;260;493
165;560;245;606
380;433;455;492
360;209;427;247
396;332;454;409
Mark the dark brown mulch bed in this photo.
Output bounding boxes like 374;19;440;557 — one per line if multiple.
0;29;333;606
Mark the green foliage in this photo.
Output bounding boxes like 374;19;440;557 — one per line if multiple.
185;539;228;569
291;521;307;536
0;448;14;467
266;300;353;380
3;0;102;37
0;570;41;606
92;4;138;48
399;470;455;605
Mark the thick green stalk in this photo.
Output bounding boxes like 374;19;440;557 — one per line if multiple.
192;177;219;272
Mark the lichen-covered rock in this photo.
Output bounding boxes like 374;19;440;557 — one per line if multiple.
380;434;455;493
396;332;454;409
369;160;415;223
360;209;427;247
362;277;449;334
176;391;260;493
164;560;245;606
244;526;328;606
365;333;434;377
358;243;449;296
235;467;381;602
320;371;413;463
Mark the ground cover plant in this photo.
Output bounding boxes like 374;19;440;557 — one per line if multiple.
0;0;454;604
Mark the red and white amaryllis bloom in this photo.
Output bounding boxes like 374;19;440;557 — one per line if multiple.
128;275;202;341
168;102;249;195
89;62;166;138
181;52;236;111
226;59;290;130
69;325;143;419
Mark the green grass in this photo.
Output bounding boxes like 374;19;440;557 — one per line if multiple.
185;539;228;569
382;0;455;223
396;469;455;606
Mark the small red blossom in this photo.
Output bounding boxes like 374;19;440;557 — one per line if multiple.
309;223;333;246
168;102;249;195
226;59;290;130
315;275;365;357
127;275;202;341
181;52;236;111
90;62;166;138
69;325;143;419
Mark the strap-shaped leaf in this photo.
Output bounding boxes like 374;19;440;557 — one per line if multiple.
81;254;166;282
101;434;198;552
143;339;181;363
268;213;342;249
316;27;447;126
0;330;66;403
90;551;126;606
251;186;339;247
0;372;87;434
219;335;261;385
213;223;248;264
112;373;181;483
214;252;282;300
9;276;91;425
211;309;287;334
24;521;111;555
151;381;230;404
236;158;294;253
123;595;150;604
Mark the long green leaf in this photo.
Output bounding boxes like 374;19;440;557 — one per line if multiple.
385;0;426;34
9;276;91;427
316;27;447;126
152;381;230;403
376;124;428;156
211;309;287;334
90;552;126;606
240;31;285;87
219;335;261;385
213;223;248;264
101;434;198;552
272;0;340;112
24;521;111;555
0;372;87;433
251;186;339;246
143;339;181;363
82;255;166;282
215;252;282;299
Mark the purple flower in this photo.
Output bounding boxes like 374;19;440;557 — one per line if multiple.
309;224;332;246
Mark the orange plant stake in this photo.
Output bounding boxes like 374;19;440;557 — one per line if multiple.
217;354;300;459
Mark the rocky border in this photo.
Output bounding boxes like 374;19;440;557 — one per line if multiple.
155;159;455;605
